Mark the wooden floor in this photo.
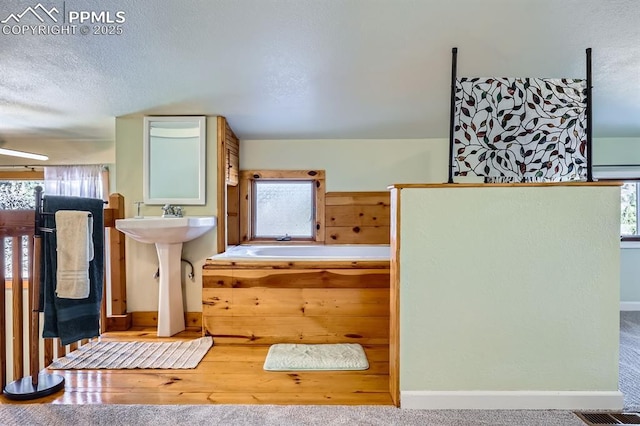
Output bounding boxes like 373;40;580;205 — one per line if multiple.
0;328;394;405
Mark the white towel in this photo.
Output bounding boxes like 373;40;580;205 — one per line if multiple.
55;210;94;299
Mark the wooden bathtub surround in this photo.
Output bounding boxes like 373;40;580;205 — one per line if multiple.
325;192;390;244
202;261;390;345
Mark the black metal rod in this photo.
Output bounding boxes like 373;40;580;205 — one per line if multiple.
39;212;92;217
34;190;103;234
448;47;458;184
34;186;43;237
586;48;593;182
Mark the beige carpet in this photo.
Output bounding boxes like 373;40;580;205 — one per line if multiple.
0;405;587;426
48;336;212;369
263;343;369;371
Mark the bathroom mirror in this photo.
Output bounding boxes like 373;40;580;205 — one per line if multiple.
143;116;206;205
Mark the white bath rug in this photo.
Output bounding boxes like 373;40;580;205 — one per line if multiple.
263;343;369;371
48;337;212;369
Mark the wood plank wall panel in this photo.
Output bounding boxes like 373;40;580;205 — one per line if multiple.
203;268;391;289
203;316;389;345
326;205;390;226
227;185;240;246
217;116;240;254
225;121;239;186
202;263;390;345
325;192;390;244
131;312;203;329
203;288;389;317
108;193;127;316
325;226;390;244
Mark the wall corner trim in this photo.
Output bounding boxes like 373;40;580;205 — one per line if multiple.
400;390;624;410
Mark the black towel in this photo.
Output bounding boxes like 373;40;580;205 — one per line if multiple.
40;196;104;345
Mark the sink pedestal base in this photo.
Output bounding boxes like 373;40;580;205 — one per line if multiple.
155;242;186;337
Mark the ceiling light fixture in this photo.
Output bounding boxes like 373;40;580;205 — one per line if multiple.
0;148;48;161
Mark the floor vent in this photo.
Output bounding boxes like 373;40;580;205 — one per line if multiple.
576;412;640;425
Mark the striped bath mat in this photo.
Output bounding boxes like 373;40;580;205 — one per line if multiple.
263;343;369;371
48;337;212;369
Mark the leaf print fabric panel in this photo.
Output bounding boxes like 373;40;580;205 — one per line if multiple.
452;78;587;182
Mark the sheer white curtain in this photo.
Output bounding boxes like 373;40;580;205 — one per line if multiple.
44;165;105;199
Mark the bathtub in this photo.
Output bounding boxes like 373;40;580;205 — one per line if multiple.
203;244;391;344
211;244;390;261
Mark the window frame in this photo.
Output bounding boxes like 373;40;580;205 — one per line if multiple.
239;170;325;244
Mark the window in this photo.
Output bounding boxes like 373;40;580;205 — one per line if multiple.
0;175;44;280
240;170;325;242
621;181;639;238
253;180;314;238
44;165;106;199
0;179;42;210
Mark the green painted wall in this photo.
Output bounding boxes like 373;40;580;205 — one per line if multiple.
241;139;449;191
399;185;620;391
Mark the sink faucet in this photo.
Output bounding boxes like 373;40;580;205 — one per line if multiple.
161;204;183;218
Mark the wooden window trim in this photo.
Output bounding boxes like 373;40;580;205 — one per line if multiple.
239;170;325;244
0;170;44;180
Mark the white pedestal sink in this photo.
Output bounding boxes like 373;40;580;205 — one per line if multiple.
115;216;216;337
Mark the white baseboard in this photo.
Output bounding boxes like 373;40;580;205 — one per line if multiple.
401;391;624;410
621;302;640;311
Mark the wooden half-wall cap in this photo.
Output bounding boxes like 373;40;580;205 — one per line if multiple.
388;181;623;190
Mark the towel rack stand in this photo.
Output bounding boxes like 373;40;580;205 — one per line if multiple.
3;186;65;400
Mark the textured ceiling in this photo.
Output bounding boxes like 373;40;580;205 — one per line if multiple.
0;0;639;155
